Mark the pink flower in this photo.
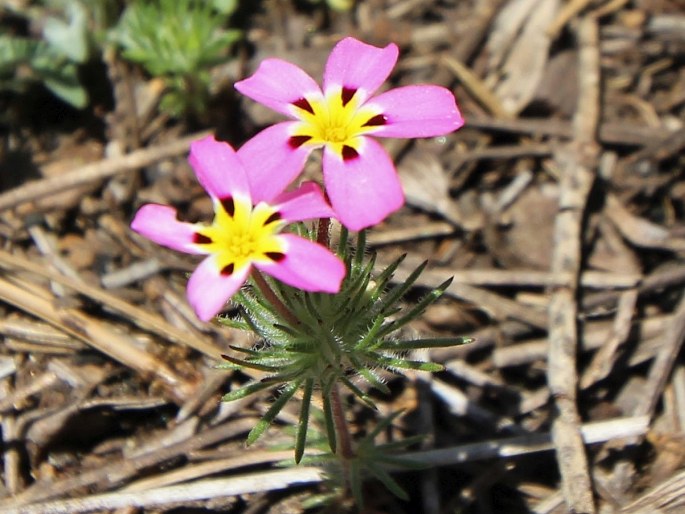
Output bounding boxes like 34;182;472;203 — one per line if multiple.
235;37;464;230
131;136;346;322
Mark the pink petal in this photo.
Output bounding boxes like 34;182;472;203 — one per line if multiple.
188;136;250;200
367;85;465;138
131;204;204;254
323;37;399;100
271;182;336;222
187;256;251;322
237;123;314;204
256;234;345;293
234;58;322;117
322;138;404;230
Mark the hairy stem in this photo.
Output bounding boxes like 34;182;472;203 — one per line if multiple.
251;270;299;327
330;382;355;460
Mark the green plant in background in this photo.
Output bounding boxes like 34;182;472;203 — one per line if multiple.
111;0;241;117
0;0;101;109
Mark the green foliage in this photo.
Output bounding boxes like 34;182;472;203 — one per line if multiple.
0;0;103;108
0;0;237;115
347;410;428;504
280;409;430;507
0;35;84;107
218;226;473;502
219;227;472;456
111;0;241;117
43;0;90;63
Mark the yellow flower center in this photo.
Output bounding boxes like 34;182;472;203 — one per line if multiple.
289;86;387;159
224;232;259;261
193;196;286;274
322;125;349;143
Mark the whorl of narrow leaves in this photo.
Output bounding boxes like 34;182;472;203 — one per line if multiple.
286;409;430;506
219;228;471;459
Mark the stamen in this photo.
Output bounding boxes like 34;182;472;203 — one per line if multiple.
342;145;359;161
221;263;235;276
292;97;314;115
193;233;212;245
266;252;286;262
341;87;357;107
264;212;282;225
288;135;312;149
220;196;235;217
363;114;387;127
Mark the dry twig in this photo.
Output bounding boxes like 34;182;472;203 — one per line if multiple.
0;131;210;212
0;275;195;402
0;250;224;359
546;16;600;514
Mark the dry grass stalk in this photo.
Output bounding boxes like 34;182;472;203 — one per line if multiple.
546;16;600;514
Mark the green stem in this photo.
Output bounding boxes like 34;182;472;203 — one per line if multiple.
251;270;299;327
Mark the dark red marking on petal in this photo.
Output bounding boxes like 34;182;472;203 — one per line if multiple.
220;196;235;217
193;233;213;245
266;252;286;262
342;145;359;161
341;87;357;107
264;212;282;226
363;114;387;127
221;263;235;276
288;135;312;149
292;97;314;114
